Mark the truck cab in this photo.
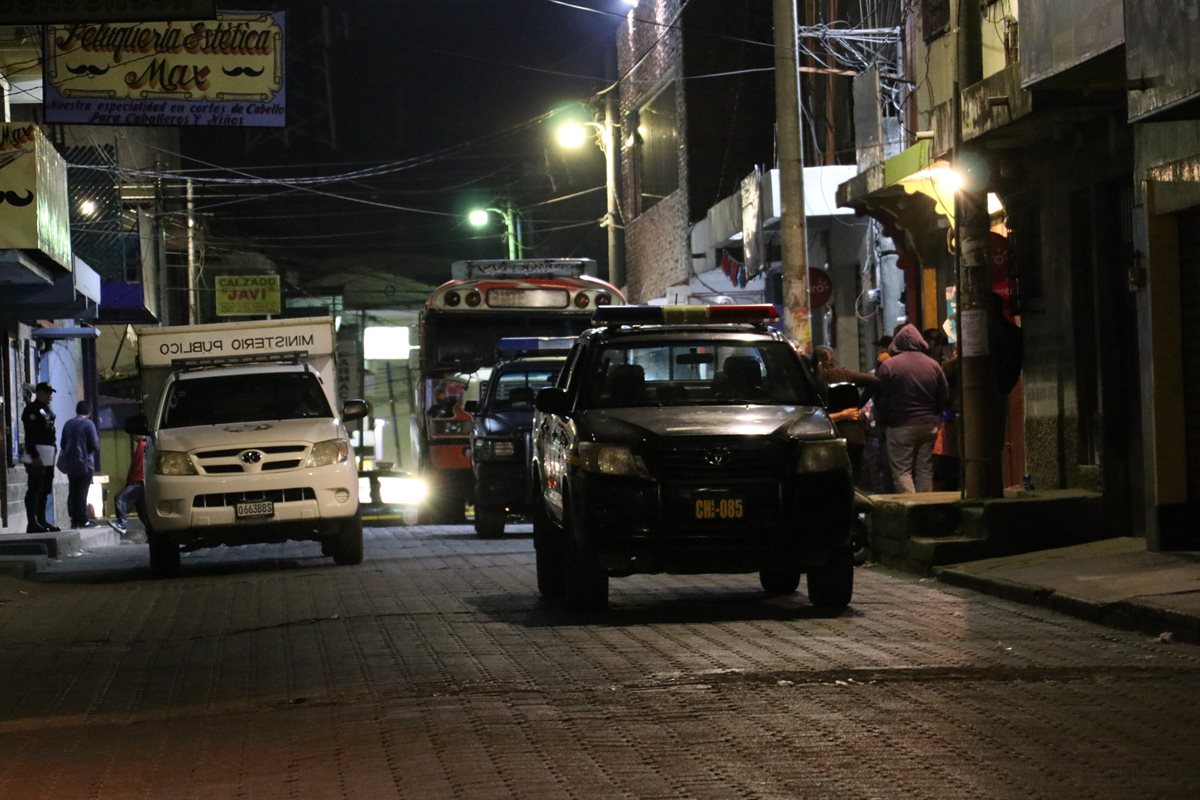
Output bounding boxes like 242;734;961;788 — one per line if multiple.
128;318;368;577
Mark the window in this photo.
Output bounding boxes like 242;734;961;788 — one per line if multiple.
161;372;332;428
635;83;679;213
585;342;818;408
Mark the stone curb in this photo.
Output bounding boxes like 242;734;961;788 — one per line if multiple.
934;566;1200;645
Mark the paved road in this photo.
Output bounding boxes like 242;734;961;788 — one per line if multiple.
1;525;1198;799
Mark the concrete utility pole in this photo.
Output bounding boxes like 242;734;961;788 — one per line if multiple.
774;0;811;351
603;90;624;289
954;0;1002;498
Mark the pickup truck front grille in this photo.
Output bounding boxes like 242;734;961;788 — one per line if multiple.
192;444;308;475
193;487;317;508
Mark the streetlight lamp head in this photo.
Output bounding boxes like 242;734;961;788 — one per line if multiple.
467;209;491;228
556;121;588;149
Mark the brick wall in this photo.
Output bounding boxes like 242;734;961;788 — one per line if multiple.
616;0;691;303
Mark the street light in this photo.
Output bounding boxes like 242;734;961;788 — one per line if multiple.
554;107;624;288
467;201;523;259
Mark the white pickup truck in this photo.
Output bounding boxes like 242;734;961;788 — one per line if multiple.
127;317;368;576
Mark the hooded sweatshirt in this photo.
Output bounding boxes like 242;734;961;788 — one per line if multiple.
873;324;948;428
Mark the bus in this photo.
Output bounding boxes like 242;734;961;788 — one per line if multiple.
413;259;623;523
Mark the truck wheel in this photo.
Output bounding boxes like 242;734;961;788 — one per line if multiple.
806;549;854;613
332;516;364;565
562;512;607;613
148;533;181;578
533;502;564;599
759;566;801;596
474;505;506;538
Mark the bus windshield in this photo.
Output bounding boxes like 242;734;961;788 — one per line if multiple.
424;311;591;369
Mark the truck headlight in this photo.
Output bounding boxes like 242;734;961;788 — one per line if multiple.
155;450;197;476
473;438;516;461
577;442;652;479
797;440;849;473
307;439;350;467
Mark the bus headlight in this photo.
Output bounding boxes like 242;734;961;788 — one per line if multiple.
307;439;351;467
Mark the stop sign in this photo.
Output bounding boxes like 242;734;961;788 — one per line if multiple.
808;267;833;309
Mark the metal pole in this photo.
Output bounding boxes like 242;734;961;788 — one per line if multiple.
774;0;811;350
154;160;169;325
186;178;196;324
502;202;518;260
603;94;624;288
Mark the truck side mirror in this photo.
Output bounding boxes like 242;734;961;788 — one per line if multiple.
463;399;478;414
535;387;570;415
124;414;149;435
342;399;369;422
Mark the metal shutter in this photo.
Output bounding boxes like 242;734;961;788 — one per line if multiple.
1178;207;1200;499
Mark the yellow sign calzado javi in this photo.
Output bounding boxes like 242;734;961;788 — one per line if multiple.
215;275;281;317
43;10;285;128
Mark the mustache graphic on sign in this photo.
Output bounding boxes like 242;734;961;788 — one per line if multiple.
221;66;265;77
0;189;34;206
66;63;112;76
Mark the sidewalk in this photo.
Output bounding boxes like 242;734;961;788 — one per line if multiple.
0;522;126;577
935;537;1200;644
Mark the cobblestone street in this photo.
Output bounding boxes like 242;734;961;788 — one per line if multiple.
1;525;1198;799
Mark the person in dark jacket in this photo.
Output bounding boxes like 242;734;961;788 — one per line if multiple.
58;400;101;529
21;382;59;533
873;324;949;493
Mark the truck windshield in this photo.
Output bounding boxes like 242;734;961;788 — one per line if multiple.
160;372;333;428
584;341;819;408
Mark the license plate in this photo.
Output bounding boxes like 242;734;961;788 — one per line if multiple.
693;493;744;521
235;500;275;519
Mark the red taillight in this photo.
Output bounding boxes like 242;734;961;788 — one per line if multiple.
573;292;591;309
466;290;482;307
445;291;461;307
595;293;612;306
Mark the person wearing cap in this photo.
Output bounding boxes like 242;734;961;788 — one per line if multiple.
57;400;101;529
21;382;59;533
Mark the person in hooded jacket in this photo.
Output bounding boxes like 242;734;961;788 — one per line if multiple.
873;324;949;493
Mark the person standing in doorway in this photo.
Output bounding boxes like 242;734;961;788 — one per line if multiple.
58;400;101;529
110;435;146;534
21;382;59;533
873;324;949;493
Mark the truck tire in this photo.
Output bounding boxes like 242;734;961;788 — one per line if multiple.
562;508;607;613
806;549;853;613
759;566;801;596
474;505;505;538
532;502;564;599
148;533;181;578
332;515;364;565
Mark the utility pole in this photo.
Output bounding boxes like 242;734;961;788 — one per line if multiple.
774;0;811;351
603;89;624;288
954;0;1002;498
186;178;197;324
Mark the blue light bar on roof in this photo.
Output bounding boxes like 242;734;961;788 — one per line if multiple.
495;336;576;359
592;304;779;326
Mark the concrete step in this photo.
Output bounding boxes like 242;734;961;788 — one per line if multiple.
865;489;1107;575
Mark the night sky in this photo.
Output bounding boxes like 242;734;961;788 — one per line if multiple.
183;0;626;288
